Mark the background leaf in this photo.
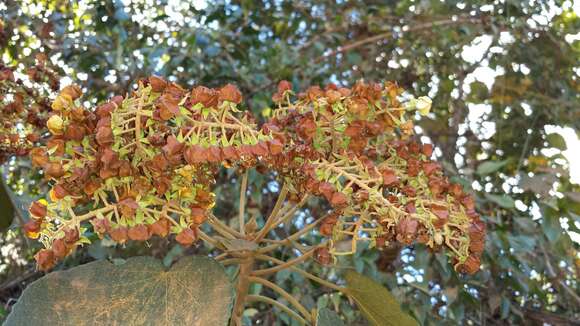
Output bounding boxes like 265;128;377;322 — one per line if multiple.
476;160;508;176
5;256;234;326
344;270;417;326
317;308;345;326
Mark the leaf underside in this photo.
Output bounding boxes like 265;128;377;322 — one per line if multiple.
5;256;234;326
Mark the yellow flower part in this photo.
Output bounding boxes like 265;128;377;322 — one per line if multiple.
51;94;73;111
416;96;432;116
47;115;64;135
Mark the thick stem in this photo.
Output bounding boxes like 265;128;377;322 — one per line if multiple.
231;254;255;326
239;171;249;236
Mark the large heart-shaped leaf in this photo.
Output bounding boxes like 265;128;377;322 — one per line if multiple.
5;256;234;326
344;270;417;326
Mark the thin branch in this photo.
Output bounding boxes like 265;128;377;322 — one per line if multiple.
255;254;344;293
255;183;288;241
246;295;307;325
248;276;311;320
252;247;316;276
239;171;248;236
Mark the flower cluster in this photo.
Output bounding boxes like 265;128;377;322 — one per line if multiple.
263;81;484;273
27;77;278;270
0;59;57;163
26;77;484;274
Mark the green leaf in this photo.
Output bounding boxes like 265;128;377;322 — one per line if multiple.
0;177;15;231
5;256;234;326
317;308;345;326
476;160;508;176
485;194;515;209
344;270;417;326
546;133;567;150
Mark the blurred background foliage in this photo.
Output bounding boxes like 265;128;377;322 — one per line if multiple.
1;0;580;325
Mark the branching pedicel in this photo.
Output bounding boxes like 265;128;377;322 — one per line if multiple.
26;77;484;277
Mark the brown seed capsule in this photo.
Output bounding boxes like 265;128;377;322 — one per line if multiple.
191;86;218;108
314;247;332;265
150;218;171;237
43;162;64;178
30;148;49;167
330;192;348;208
109;226;129;244
319;223;334;237
218;84;242;104
96;126;114;146
176;228;197;246
52;238;68;259
128;225;151;241
190;207;207;225
35;249;56;271
149;76;168;92
23;220;41;238
29;201;47;219
64;228;80;244
277;80;292;94
60;85;82;100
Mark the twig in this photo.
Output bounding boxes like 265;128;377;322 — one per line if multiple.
254;183;288;241
239;171;248;236
246;295;307;325
248;276;311;320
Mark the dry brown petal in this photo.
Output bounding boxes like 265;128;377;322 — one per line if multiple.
176;228;197;246
52;184;69;200
184;145;209;164
64;228;80;244
96;102;115;119
297;117;317;140
319;223;334;237
325;89;342;104
191;86;218;108
91;218;111;235
422;162;440;176
191;207;207;225
318;182;335;201
30;148;49;167
149;76;168;92
128;225;151;241
109;227;129;244
35;249;56;271
83;179;101;195
162;135;184;156
29;201;47;219
458;255;481;274
422;143;434;157
314;247;332;265
207;146;222;162
381;168;398;186
268;139;284;155
46;138;65;156
330;192;348;208
43;162;64;178
52;238;69;259
222;146;240;160
150;218;171;237
218;84;243;104
118;160;133;177
96;126;113;146
118;198;139;218
64;124;85;142
60;85;82;100
277;80;292;94
23;220;41;238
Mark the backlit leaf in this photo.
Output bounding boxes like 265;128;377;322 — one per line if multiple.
5;256;234;326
